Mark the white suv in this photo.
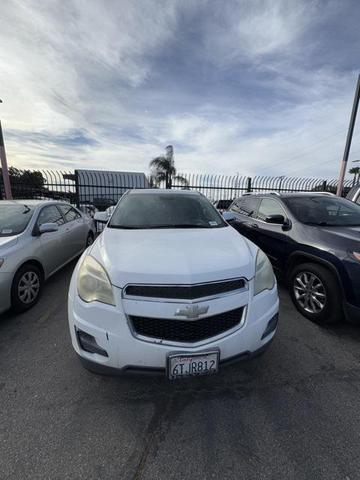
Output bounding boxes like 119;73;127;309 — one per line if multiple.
68;190;279;380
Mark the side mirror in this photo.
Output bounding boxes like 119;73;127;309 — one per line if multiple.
265;214;285;225
39;223;59;234
222;211;236;223
94;211;109;224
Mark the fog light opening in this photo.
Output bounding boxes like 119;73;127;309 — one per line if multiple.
261;314;279;340
76;328;108;357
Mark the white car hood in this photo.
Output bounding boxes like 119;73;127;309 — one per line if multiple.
90;226;256;288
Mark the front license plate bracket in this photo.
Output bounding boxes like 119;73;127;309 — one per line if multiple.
167;349;220;380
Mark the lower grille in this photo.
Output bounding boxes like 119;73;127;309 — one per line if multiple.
130;307;244;343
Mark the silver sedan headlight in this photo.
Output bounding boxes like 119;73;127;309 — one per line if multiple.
254;250;275;296
77;255;115;306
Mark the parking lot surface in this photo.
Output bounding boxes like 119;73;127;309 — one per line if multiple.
1;261;360;480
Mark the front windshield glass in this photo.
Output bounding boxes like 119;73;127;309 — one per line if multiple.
0;204;35;236
109;193;227;229
283;196;360;226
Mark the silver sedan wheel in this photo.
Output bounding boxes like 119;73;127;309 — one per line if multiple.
293;271;326;314
18;271;40;304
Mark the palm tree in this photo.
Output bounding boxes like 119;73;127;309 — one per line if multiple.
349;167;360;186
149;145;188;189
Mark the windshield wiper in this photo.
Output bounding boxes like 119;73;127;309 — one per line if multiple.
108;223;212;229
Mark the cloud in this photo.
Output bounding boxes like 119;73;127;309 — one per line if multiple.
0;0;359;180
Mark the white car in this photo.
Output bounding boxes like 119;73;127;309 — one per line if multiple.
68;190;279;379
0;200;95;314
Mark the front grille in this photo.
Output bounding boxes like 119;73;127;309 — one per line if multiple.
125;279;245;300
130;307;244;343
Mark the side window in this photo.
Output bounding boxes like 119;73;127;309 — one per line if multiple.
230;199;241;212
59;205;81;223
238;197;259;217
257;199;285;222
38;206;64;226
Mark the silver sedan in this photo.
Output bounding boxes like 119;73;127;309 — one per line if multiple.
0;200;95;314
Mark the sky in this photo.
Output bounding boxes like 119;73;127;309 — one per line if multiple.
0;0;360;179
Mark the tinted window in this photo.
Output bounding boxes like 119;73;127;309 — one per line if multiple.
215;200;232;210
0;204;35;236
257;199;285;222
109;193;226;229
283;196;360;226
38;205;64;226
230;199;241;213
58;204;81;222
238;197;259;217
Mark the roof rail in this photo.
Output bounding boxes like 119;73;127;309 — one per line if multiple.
310;191;335;196
242;191;282;196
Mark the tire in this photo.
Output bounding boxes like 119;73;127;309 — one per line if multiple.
289;262;343;325
86;232;94;247
11;264;43;313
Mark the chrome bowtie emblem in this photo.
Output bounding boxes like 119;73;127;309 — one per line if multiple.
175;305;209;319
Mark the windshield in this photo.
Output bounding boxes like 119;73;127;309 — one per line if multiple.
283;196;360;226
0;204;35;236
109;193;227;229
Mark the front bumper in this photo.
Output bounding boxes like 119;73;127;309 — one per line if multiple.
68;268;279;375
0;272;13;315
76;339;275;376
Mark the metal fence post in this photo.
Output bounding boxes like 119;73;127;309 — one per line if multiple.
322;180;327;191
74;170;80;208
246;177;252;192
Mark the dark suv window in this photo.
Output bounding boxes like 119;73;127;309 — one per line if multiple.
257;198;286;222
38;205;64;226
283;196;360;226
238;197;259;217
58;205;81;223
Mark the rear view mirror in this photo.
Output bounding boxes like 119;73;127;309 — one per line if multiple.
94;211;109;224
265;214;285;224
39;223;59;234
222;212;236;223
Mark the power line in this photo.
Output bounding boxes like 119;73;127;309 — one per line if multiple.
259;129;347;173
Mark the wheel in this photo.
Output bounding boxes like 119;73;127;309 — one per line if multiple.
289;263;343;324
11;264;43;313
86;232;94;247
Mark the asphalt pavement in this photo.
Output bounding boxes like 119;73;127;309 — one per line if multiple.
1;261;360;480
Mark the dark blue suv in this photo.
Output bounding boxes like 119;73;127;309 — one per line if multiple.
227;192;360;324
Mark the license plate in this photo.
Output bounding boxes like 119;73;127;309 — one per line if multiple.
167;350;219;380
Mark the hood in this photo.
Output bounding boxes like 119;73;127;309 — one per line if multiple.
0;236;19;251
90;226;256;288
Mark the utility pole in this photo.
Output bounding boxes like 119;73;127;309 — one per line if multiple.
0;99;12;199
336;74;360;196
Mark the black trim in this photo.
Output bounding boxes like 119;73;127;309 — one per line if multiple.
130;307;244;343
124;279;246;300
261;313;279;339
76;328;108;357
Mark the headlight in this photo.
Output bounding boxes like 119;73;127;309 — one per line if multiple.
254;250;275;296
77;255;115;306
